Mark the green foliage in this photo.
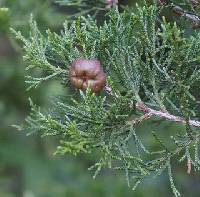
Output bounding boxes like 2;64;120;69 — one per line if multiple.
13;2;200;196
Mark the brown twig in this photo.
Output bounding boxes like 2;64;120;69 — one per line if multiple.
172;5;200;23
187;159;192;174
136;102;200;128
104;85;200;128
157;0;200;27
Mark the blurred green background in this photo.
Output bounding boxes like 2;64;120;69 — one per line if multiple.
0;0;200;196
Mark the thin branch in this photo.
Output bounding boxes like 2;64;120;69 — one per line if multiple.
172;5;200;24
158;1;200;26
187;158;192;174
104;86;200;128
136;102;200;128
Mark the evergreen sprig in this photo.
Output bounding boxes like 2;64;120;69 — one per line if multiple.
13;2;200;196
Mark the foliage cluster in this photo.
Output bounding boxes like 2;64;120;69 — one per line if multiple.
13;1;200;196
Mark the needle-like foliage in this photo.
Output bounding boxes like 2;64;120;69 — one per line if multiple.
12;2;200;196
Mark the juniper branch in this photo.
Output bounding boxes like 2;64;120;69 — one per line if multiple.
13;2;200;196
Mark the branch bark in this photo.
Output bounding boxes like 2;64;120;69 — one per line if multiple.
172;5;200;24
136;102;200;128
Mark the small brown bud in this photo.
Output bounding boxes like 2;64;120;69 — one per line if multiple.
69;59;106;93
105;0;118;9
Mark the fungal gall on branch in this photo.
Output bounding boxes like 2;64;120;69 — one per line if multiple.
69;59;106;93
